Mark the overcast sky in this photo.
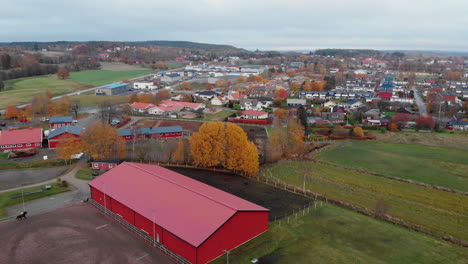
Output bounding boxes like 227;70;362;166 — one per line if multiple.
2;0;467;51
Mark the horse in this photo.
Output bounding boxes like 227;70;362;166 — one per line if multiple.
16;211;27;220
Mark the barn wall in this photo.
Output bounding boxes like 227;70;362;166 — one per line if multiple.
0;142;42;151
90;187;112;210
48;133;81;148
134;212;164;243
163;230;197;264
197;211;269;264
110;198;135;225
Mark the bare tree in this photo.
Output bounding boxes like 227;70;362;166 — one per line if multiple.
375;199;389;219
70;100;81;119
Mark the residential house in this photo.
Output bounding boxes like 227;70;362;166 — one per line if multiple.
323;101;337;109
210;95;229;106
447;120;468;131
161;73;182;83
48;125;84;149
0;128;43;151
321;112;346;123
49;116;73;129
287;99;307;107
239;110;269;120
130;102;155;113
363;109;381;121
227;92;246;101
194;91;218;101
148;100;205;115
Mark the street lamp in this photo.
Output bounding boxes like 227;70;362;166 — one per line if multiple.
152;209;156;247
223;250;230;264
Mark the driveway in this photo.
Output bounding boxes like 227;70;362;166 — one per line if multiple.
76;114;99;128
412;87;427;116
0;167;69;191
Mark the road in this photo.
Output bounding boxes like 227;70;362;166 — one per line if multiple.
2;161;90;218
412;86;427;116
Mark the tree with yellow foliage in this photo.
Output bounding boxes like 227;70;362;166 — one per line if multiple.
290;82;301;95
172;139;187;164
56;96;70;116
56;134;83;165
189;122;259;176
274;109;289;120
353;126;365;138
81;122;127;160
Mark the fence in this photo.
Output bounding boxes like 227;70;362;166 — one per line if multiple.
89;199;190;264
256;174;468;247
227;117;272;125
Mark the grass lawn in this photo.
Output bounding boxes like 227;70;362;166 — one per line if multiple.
261;161;468;241
75;169;94;181
69;94;128;107
0;183;70;218
315;141;468;192
214;204;468;264
201;110;234;121
0;76;90;109
69;69;152;86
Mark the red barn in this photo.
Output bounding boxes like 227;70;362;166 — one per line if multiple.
47;125;84;149
89;162;269;264
0;128;43;151
49;116;73;129
91;160;120;170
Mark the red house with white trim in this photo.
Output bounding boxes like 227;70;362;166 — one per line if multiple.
49;116;73;129
0;128;43;151
91;160;120;170
89;162;269;264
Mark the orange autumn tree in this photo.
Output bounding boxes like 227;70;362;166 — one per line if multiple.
274;109;289;120
81;122;127;160
5;105;18;119
189;122;259;176
57;67;70;80
56;134;83;165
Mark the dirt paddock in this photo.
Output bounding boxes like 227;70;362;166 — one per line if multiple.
169;167;312;220
0;204;173;264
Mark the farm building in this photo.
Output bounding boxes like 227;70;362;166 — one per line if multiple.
0;128;43;151
95;83;129;96
118;126;183;141
239;110;269;120
148;100;205;115
130;102;155;113
133;82;159;90
48;125;84;149
49;116;73;129
91;160;121;170
89;162;269;264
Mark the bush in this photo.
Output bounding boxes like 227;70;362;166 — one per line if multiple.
61;180;68;187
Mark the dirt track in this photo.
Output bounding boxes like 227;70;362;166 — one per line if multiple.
0;204;173;264
0;167;68;190
168;167;312;220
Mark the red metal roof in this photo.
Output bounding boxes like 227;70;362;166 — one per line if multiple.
241;110;268;116
89;162;268;247
0;128;43;145
130;102;154;109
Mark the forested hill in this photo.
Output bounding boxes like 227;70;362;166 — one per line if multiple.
0;40;242;51
315;49;382;57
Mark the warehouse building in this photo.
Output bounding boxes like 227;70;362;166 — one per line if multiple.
95;83;129;95
89;162;269;264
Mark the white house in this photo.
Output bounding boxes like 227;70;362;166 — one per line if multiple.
133;82;158;90
210;95;229;106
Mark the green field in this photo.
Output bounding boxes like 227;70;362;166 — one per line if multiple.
70;69;152;86
0;76;90;109
214;204;468;264
75;169;94;181
69;94;128;107
262;161;468;241
315;141;468;192
0;183;70;218
201;110;234;121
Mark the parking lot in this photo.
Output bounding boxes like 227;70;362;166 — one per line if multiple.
0;204;173;264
